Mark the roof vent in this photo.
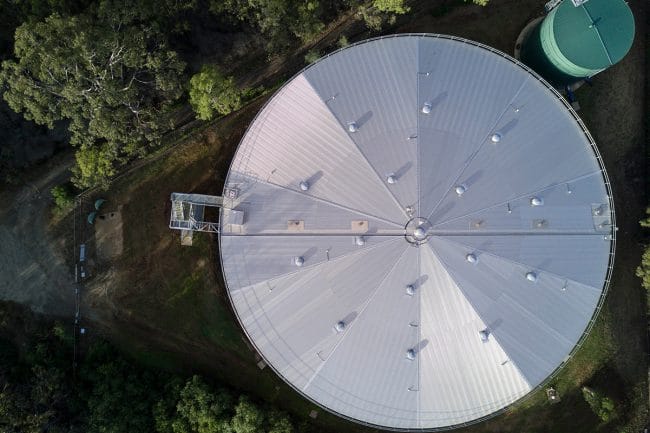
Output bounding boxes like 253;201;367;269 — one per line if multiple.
421;102;433;114
413;227;426;239
455;184;467;196
387;174;397;184
406;349;416;360
355;235;366;246
335;321;346;332
406;284;416;296
593;205;604;216
466;253;478;264
479;329;490;342
526;271;538;282
348;122;358;133
299;181;310;191
294;256;305;267
530;197;543;206
490;133;502;143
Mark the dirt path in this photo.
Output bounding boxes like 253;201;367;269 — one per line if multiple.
0;152;76;316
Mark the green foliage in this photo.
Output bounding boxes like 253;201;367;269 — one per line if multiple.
373;0;409;14
637;208;650;291
304;49;320;64
640;207;650;228
0;6;186;187
50;183;75;210
231;396;264;433
582;387;617;422
72;143;118;189
636;246;650;291
337;35;349;48
81;356;161;433
209;0;325;51
160;375;233;433
0;305;74;433
464;0;490;5
189;66;242;121
356;0;409;31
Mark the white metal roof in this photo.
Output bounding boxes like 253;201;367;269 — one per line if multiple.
218;34;615;431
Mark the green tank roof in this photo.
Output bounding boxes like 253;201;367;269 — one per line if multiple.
521;0;635;86
551;0;635;70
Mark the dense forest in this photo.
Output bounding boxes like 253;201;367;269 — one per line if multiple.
0;301;309;433
0;0;443;188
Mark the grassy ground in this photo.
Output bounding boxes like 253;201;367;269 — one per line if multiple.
66;1;648;432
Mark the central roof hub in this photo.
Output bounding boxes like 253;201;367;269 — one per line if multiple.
405;217;432;245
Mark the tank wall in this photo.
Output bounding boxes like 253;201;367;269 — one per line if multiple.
538;9;603;78
520;21;579;87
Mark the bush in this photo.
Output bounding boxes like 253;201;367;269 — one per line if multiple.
337;35;349;48
304;49;321;64
636;208;650;290
465;0;490;5
582;387;617;422
51;184;75;211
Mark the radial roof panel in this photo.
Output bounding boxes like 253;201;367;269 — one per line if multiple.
219;35;615;431
230;74;406;223
303;36;419;210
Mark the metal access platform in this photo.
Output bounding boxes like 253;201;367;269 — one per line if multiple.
169;193;225;233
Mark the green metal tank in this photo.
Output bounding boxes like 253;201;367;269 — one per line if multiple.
521;0;635;87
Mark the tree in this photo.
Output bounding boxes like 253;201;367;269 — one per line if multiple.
189;66;242;121
357;0;410;31
373;0;409;14
267;410;294;433
153;375;233;433
209;0;325;51
231;396;264;433
0;6;185;187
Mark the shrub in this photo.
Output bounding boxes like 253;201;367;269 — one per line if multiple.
304;49;321;64
582;387;617;422
51;184;75;211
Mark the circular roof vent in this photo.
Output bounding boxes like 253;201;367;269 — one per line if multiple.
526;271;538;282
406;349;416;360
530;197;544;206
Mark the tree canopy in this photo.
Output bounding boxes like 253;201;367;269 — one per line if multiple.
0;301;302;433
209;0;325;50
0;4;185;187
189;66;242;121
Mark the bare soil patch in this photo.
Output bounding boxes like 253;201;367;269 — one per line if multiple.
94;208;124;262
